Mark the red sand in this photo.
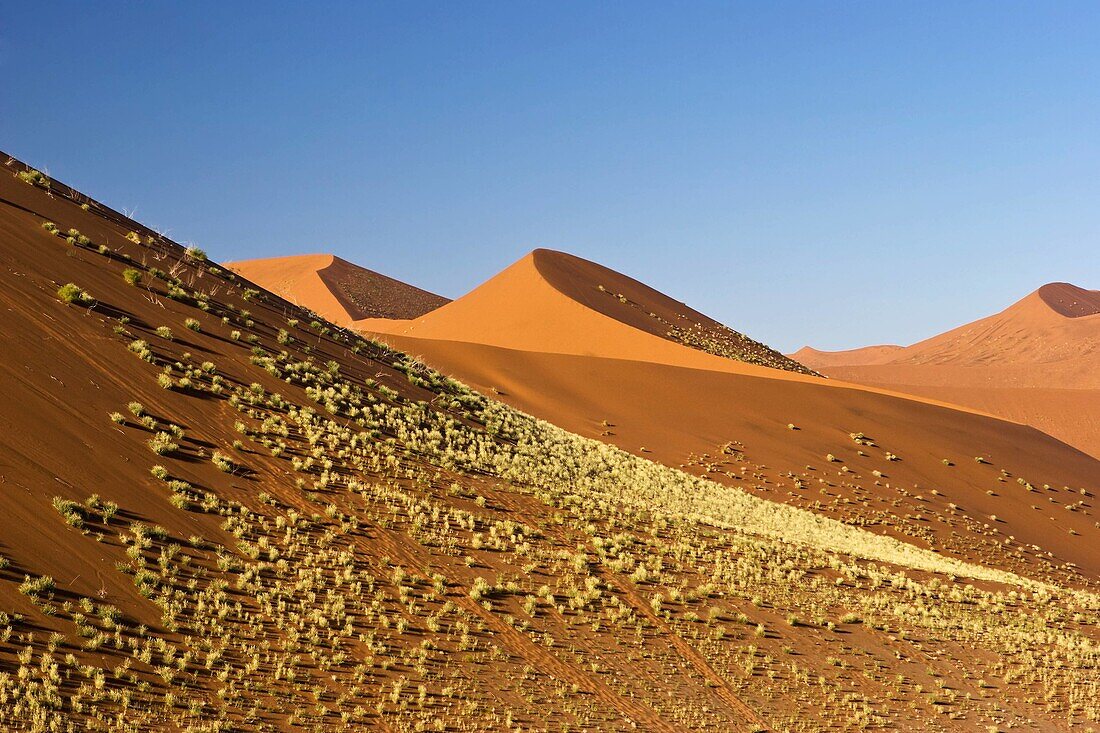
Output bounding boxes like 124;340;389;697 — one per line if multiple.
4;155;1100;729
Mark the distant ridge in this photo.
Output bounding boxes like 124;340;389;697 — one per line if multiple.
797;281;1100;376
228;253;449;325
790;344;904;369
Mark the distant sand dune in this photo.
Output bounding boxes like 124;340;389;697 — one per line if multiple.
795;282;1100;457
228;253;449;325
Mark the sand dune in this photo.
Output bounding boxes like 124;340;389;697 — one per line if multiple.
225;245;1100;578
886;282;1100;375
229;253;449;326
224;245;1100;578
4;153;1100;730
790;344;904;368
363;249;816;375
797;282;1100;457
374;341;1099;585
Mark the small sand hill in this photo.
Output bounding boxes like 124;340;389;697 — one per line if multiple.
228;253;449;326
363;249;816;375
797;283;1100;457
790;344;904;368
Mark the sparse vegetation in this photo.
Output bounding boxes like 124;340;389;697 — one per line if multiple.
211;451;234;472
56;283;93;305
17;168;50;189
147;431;178;455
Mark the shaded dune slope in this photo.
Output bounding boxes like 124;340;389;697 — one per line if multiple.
1037;281;1100;318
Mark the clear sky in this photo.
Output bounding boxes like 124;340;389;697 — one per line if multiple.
3;2;1098;352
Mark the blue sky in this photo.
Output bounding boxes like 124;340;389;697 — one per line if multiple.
3;2;1098;352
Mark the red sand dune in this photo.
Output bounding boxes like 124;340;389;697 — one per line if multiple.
229;253;449;326
795;283;1100;457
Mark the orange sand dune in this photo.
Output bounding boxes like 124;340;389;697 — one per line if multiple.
797;283;1100;457
798;282;1100;382
362;249;815;375
229;253;449;326
364;249;999;416
6;151;1100;730
890;283;1100;377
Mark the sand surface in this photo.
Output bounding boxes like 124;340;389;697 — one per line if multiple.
362;249;815;375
